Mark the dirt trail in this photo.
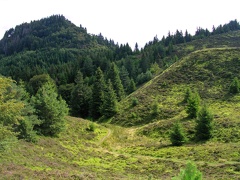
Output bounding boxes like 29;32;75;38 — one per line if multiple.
95;126;240;168
98;128;112;145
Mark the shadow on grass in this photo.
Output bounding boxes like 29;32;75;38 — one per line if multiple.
179;116;195;122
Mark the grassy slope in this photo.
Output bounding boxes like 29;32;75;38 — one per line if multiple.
1;116;239;179
0;116;177;179
113;47;240;126
111;47;240;179
1;116;239;180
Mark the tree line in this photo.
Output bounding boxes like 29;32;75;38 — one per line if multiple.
0;64;130;148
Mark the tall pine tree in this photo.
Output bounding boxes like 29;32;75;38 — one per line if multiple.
195;105;213;141
100;79;118;118
71;71;92;118
90;67;106;119
32;82;69;137
170;122;187;146
120;66;131;93
107;63;125;101
183;87;192;103
128;78;136;94
186;90;200;118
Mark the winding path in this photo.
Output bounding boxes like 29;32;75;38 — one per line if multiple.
98;128;112;145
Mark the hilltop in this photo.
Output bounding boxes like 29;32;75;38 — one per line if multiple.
0;15;121;83
0;15;97;55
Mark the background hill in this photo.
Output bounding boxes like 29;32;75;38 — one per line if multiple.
0;15;91;55
0;15;120;83
0;16;239;87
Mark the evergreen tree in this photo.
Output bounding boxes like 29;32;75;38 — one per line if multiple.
195;105;213;141
183;87;192;103
15;81;40;142
32;83;69;136
229;77;240;94
172;161;202;180
186;90;200;118
156;44;166;59
128;78;136;94
90;67;106;119
124;58;137;80
82;56;94;77
134;42;140;54
139;53;150;73
165;31;173;46
120;66;131;93
58;83;74;105
100;79;118;118
167;41;174;55
170;122;187;146
71;71;92;118
28;74;56;95
107;63;125;101
175;30;185;44
184;30;192;42
17;103;40;142
125;43;133;55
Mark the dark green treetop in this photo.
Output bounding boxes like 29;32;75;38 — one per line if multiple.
195;105;213;141
100;79;118;118
170;121;187;146
107;62;125;101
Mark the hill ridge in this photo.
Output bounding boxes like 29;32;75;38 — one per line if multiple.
113;47;240;126
128;46;240;101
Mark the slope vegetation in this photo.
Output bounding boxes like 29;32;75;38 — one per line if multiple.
175;30;240;59
113;47;240;128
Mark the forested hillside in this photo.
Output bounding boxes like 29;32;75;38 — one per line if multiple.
0;15;240;179
0;15;239;121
